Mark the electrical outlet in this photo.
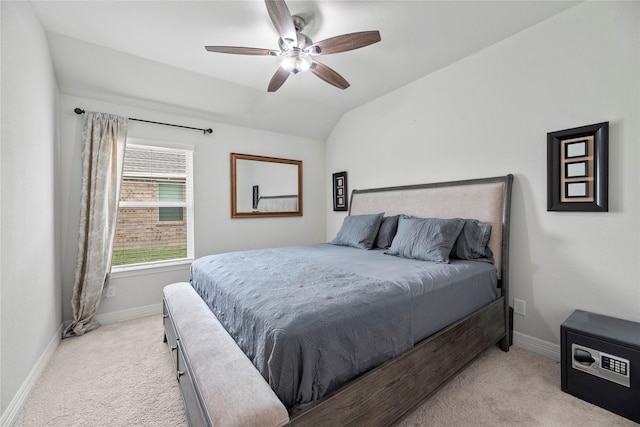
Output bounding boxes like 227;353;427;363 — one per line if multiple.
513;298;526;316
106;285;116;298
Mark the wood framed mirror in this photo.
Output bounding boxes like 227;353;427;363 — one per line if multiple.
231;153;303;218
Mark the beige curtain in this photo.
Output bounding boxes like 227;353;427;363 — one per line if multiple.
63;112;128;338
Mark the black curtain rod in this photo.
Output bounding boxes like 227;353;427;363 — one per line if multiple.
74;108;213;135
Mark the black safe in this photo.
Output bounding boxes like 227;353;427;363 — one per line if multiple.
561;309;640;423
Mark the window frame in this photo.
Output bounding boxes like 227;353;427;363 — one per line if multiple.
111;140;195;275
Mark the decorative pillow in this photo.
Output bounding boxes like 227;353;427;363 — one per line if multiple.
331;212;384;250
450;219;494;261
375;215;400;249
386;216;464;263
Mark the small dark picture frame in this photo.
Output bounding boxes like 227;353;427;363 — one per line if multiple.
252;185;259;210
333;171;348;211
547;122;608;212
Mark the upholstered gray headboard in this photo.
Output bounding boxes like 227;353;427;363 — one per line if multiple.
349;175;513;283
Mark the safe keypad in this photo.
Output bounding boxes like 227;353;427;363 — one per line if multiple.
602;355;628;376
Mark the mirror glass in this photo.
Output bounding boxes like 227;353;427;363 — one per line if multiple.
231;153;302;218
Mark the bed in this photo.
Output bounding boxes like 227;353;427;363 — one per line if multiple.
163;174;513;426
256;195;298;212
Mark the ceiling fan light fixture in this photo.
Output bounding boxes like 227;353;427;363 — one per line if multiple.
204;0;381;91
279;49;312;74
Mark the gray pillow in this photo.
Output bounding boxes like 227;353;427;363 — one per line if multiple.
450;219;494;261
331;213;384;250
375;215;400;249
386;216;464;263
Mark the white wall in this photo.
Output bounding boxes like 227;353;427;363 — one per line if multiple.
326;2;640;347
59;95;326;322
0;0;62;421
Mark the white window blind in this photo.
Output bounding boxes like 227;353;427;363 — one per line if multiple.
112;143;194;270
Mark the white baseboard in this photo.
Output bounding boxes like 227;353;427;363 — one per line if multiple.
94;303;163;326
513;331;561;362
1;324;63;427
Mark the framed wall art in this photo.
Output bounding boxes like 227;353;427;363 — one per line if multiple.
547;122;609;212
332;171;348;211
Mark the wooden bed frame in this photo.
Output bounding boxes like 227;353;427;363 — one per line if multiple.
163;174;513;426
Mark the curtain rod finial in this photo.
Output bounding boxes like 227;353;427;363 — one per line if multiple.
205;128;213;134
74;108;85;115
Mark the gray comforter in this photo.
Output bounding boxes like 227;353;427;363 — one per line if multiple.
190;246;414;410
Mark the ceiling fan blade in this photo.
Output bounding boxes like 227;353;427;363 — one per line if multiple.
310;61;350;90
205;46;278;56
265;0;296;45
307;31;381;55
268;67;290;92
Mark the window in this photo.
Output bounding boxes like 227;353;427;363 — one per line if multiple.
158;183;184;221
112;143;194;270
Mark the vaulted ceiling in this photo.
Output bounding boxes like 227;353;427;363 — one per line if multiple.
32;0;579;140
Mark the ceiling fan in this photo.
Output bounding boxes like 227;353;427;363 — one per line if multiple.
205;0;381;92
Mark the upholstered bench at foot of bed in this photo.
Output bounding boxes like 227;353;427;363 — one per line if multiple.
163;282;289;427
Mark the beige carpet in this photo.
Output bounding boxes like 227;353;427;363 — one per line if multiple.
15;316;187;427
15;315;637;427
